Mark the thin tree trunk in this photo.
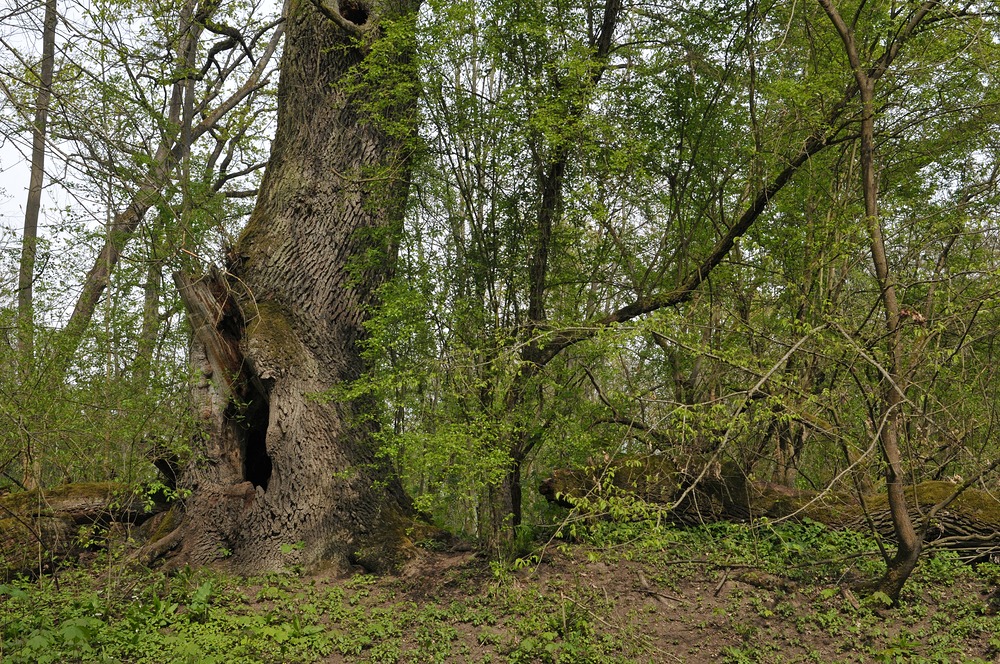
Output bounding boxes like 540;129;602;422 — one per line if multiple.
858;78;920;600
60;9;194;347
132;0;199;384
135;236;163;385
515;1;942;380
816;0;934;603
499;0;624;546
59;10;282;356
17;0;57;490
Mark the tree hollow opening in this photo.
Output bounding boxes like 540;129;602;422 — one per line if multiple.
242;397;273;491
340;0;368;25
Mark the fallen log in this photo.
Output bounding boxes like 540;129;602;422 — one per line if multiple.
539;457;1000;561
0;482;169;579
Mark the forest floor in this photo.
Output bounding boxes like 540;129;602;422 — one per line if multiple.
2;519;1000;662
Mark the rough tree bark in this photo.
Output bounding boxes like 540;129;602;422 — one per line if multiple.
156;0;424;574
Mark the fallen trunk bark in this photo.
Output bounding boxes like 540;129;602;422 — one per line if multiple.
539;457;1000;561
0;483;169;579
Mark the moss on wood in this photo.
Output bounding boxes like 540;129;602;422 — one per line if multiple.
245;300;308;371
539;456;681;509
0;482;123;520
350;506;447;574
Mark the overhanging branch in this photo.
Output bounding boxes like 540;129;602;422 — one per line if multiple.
526;126;838;373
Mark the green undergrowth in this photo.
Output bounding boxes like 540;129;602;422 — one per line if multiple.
2;519;1000;663
0;561;642;663
557;518;1000;663
571;517;889;582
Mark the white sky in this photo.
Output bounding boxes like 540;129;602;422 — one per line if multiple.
0;0;283;292
0;0;69;243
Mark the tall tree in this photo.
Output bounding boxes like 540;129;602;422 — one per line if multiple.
15;0;57;490
59;0;283;354
817;0;976;603
0;0;283;489
158;0;424;573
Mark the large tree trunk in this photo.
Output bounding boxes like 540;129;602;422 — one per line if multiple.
160;0;422;575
